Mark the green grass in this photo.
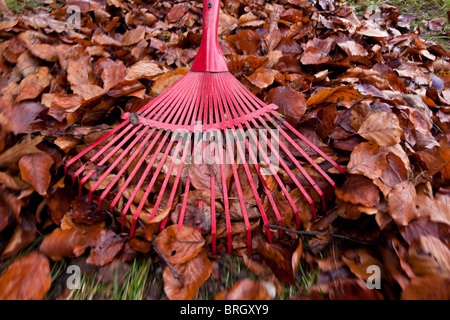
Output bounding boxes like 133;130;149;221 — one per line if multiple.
66;258;152;300
5;0;44;13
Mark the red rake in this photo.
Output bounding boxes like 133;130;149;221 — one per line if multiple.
65;0;345;254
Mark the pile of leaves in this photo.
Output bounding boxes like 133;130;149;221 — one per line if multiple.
0;0;449;300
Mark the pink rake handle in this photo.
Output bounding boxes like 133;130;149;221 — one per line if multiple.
190;0;228;73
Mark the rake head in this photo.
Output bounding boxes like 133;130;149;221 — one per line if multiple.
65;70;345;253
64;0;346;254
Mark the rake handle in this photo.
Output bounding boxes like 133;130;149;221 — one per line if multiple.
190;0;229;73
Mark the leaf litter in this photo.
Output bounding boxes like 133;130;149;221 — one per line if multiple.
0;0;449;300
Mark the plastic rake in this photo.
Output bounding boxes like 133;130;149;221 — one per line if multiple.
64;0;346;254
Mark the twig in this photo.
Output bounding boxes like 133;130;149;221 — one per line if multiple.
151;239;185;288
268;225;371;246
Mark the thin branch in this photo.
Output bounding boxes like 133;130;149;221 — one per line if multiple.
152;239;185;288
268;224;371;246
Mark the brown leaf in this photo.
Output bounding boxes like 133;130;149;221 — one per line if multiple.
167;3;188;23
342;248;384;281
39;215;104;260
338;40;368;57
154;224;205;264
19;152;54;196
246;68;279;90
122;26;146;46
15;67;52;103
46;186;74;225
0;135;43;169
100;59;127;91
358;112;403;147
163;250;212;300
125;61;168;81
0;100;45;135
1;225;36;259
300;46;331;65
234;29;261;55
387;181;417;226
347;142;388;180
401;275;450;300
86;230;125;266
335;175;380;207
257;239;296;285
265;86;307;124
151;68;189;96
307;86;362;108
0;252;51;300
70;196;107;225
215;278;271;300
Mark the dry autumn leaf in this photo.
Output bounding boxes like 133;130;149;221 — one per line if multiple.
0;251;51;300
163;250;212;300
387;181;417;226
18;152;54;196
154;224;205;264
358;112;403;147
265;86;307;124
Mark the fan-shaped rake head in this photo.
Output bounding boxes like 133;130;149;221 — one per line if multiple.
65;71;345;254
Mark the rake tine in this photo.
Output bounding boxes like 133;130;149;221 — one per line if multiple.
71;123;135;183
87;126;151;204
213;74;272;244
210;165;216;253
76;124;143;188
259;121;328;211
111;129;163;213
216;74;304;227
129;74;202;235
129;137;176;236
72;75;196;195
147;136;184;223
217;133;232;253
112;74;199;220
264;114;338;188
269;111;346;175
123;133;170;233
229;74;345;179
96;128;156;210
234;128;273;244
160;74;206;231
160;135;192;231
225;132;252;252
177;175;191;230
64;121;129;175
226;78;322;219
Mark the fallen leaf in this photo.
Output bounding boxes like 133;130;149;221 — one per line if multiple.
0;251;51;300
19;152;54;196
86;229;125;266
358;112;403;147
163;250;212;300
265;86;307;124
387;181;417;226
154;224;205;264
215;278;272;300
